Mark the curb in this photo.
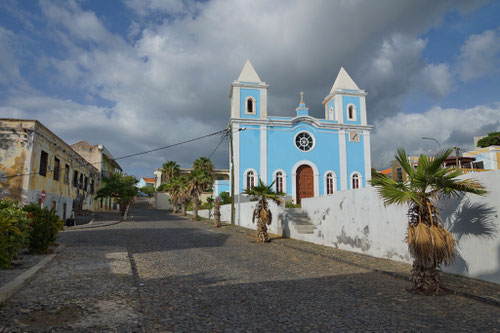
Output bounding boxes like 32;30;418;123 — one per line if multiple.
0;244;65;305
64;219;122;230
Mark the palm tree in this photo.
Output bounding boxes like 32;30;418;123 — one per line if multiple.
162;161;180;185
193;157;214;175
167;176;190;215
370;148;486;294
188;168;213;219
213;197;222;228
244;179;282;243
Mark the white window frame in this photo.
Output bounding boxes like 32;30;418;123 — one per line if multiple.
346;103;357;121
243;168;258;189
294;131;316;152
272;169;287;193
323;171;337;195
350;171;362;189
244;96;257;115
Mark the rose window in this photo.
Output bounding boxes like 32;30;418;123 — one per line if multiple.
295;132;314;151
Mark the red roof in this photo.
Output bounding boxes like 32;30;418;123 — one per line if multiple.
143;177;155;183
379;168;391;175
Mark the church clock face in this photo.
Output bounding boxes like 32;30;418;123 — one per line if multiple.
349;131;360;142
295;132;314;152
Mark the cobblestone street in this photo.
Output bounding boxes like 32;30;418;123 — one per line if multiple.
1;200;499;332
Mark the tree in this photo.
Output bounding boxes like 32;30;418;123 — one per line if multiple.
165;176;190;215
188;157;214;220
370;148;486;294
477;132;500;148
96;174;139;218
244;179;282;243
141;185;155;198
161;161;180;185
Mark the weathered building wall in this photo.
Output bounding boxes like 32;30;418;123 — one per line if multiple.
1;119;99;220
0;120;36;203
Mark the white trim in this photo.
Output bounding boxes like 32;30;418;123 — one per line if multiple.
346;103;357;121
363;130;371;185
260;88;268;119
228;117;372;131
323;170;337;195
243;168;258;189
360;96;367;126
336;94;344;124
244;96;257;115
234;123;240;194
260;125;267;184
272;169;287;193
294;131;316;152
231;86;240;118
339;129;347;190
329;106;334;120
291;160;320;203
350;171;362;189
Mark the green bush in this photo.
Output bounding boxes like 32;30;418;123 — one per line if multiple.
0;199;31;268
219;191;232;205
24;204;64;254
285;200;301;208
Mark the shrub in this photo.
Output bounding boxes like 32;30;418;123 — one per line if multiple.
285;200;300;208
219;191;232;205
24;204;64;254
0;199;31;268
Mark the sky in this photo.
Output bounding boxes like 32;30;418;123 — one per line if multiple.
1;0;499;178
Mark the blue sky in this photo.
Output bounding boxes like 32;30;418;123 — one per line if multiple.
0;0;499;178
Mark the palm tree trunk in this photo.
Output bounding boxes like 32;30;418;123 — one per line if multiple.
411;258;440;294
181;201;186;216
192;193;199;220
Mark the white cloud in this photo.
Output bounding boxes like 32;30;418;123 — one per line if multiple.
458;28;500;81
0;0;483;177
371;103;500;169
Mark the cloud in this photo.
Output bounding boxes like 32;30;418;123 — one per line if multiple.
457;28;500;81
0;0;484;178
371;103;500;169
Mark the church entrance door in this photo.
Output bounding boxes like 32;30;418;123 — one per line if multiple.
296;165;314;204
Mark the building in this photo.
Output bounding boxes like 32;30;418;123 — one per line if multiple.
71;140;122;211
138;177;155;188
464;146;500;170
0;119;99;219
226;60;372;203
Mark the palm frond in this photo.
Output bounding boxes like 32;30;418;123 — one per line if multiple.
395;148;414;179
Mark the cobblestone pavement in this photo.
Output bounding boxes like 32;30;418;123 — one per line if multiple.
1;199;499;332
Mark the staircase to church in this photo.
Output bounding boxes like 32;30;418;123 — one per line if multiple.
285;208;316;234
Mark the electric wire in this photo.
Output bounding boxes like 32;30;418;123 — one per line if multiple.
2;128;229;179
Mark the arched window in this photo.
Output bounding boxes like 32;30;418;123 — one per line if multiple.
347;104;357;121
247;99;253;113
352;173;360;189
329;106;334;120
246;171;255;188
275;172;283;193
326;173;335;195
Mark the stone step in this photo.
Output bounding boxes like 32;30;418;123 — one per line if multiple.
293;224;316;234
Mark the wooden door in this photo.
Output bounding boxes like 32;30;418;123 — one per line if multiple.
296;165;314;204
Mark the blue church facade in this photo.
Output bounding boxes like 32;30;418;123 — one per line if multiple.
226;60;372;204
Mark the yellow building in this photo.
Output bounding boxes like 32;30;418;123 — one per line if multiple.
71;140;122;211
0;119;99;220
390;156;419;182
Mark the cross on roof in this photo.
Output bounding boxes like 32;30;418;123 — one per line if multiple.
299;91;304;104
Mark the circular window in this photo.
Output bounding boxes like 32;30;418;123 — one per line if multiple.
295;132;314;152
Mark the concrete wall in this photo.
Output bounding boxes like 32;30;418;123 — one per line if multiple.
155;192;173;210
196;197;284;235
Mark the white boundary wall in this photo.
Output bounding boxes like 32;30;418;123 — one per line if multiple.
196;171;500;284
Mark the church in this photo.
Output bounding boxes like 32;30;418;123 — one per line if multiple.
221;60;372;204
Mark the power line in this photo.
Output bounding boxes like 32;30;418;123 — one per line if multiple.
2;128;228;179
209;133;228;159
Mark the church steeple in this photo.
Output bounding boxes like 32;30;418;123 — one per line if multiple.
296;91;309;117
230;60;269;119
329;67;360;92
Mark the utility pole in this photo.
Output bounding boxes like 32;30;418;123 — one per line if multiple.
453;146;460;170
229;124;235;225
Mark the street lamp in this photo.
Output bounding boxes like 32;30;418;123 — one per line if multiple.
422;137;441;150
